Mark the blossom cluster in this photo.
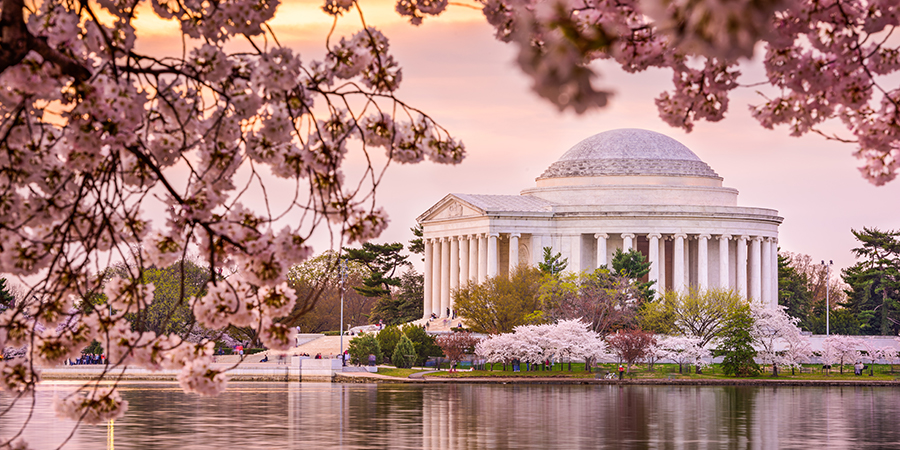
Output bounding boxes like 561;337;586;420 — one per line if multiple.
475;319;611;364
0;0;464;445
449;0;900;184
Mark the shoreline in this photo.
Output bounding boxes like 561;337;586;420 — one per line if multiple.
39;367;900;387
336;372;900;387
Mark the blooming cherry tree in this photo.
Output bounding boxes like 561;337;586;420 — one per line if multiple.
0;0;464;446
402;0;900;184
658;335;709;374
750;303;810;375
822;335;863;374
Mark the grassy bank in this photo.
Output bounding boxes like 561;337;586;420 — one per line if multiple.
425;363;900;381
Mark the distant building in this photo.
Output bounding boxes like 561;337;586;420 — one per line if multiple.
417;129;783;319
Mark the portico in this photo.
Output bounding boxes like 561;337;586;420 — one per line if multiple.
418;129;783;318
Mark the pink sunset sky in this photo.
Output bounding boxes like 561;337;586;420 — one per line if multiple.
144;0;900;273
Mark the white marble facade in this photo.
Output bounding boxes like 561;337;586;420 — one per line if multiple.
417;129;783;319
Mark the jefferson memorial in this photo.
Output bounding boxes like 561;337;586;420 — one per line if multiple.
417;129;783;319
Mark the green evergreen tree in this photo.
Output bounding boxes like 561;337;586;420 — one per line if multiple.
368;270;424;325
401;324;444;366
713;305;760;377
392;334;418;368
842;228;900;335
538;247;568;276
347;333;382;366
408;224;425;257
377;325;402;362
777;252;815;330
611;248;656;301
344;242;410;298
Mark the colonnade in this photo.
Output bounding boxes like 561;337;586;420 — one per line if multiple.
423;232;779;319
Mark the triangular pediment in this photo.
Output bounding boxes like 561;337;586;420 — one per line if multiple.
417;195;485;222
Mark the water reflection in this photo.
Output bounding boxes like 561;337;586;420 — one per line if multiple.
2;382;900;449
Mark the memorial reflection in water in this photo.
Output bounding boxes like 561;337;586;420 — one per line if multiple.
1;382;898;449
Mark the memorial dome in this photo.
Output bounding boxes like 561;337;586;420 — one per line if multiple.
538;128;720;180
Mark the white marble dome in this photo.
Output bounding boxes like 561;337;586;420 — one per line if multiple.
539;128;720;180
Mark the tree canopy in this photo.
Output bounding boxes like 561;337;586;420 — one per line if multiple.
344;242;410;299
611;248;656;301
453;266;544;334
538;247;568;276
640;288;747;347
540;267;642;335
842;228;900;335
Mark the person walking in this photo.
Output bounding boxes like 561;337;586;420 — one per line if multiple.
618;364;625;380
368;353;376;367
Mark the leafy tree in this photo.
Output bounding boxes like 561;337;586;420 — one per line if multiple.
435;332;480;372
538;247;568;276
392;334;418;368
376;325;402;362
453;266;544;334
368;270;424;325
344;242;410;299
347;334;383;366
777;252;815;331
640;288;746;347
713;304;760;377
606;329;655;373
134;258;210;335
842;228;900;335
540;267;642;335
408;224;425;257
401;324;444;366
611;249;656;301
286;251;374;333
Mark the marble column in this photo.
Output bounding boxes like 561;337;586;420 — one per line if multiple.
432;239;442;316
659;236;667;292
674;233;687;292
450;236;460;302
761;236;771;305
532;235;546;267
424;238;433;319
771;237;779;308
570;235;582;273
478;234;488;283
719;235;731;289
468;236;478;284
441;237;451;317
487;233;499;278
648;233;661;297
698;234;710;289
509;233;520;272
459;236;469;289
595;233;608;267
737;236;748;299
750;236;762;302
622;233;635;252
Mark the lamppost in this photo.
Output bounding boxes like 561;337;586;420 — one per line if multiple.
822;259;832;335
340;257;347;366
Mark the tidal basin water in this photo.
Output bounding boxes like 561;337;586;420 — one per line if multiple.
3;381;900;449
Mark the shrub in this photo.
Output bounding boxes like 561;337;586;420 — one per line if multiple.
377;326;402;363
347;334;382;365
401;324;443;366
392;335;418;368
